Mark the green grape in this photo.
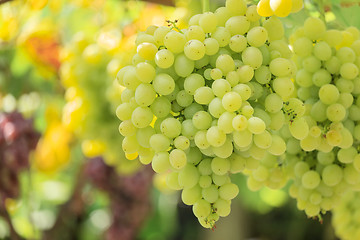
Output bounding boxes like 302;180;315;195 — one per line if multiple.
204;38;220;56
212;27;231;47
137;42;158;60
219;183;239;200
267;134;286;155
313;41;332;61
301;170;321;189
150;96;171;118
226;71;240;87
136;126;155;148
229;153;246;173
160;117;182;139
122;135;139;154
182;184;202;205
213;198;231;217
254;66;271;84
303;17;326;40
218;112;235;134
326;103;346;122
302;56;322;73
194;86;215;105
233;129;252;147
119;120;137;137
206;126;226;147
181;119;197;140
263;16;284;42
319;84;340;105
193;199;211;219
337;147;357;164
222;92;242;112
155;49;174;69
135;62;156;83
184;39;206;61
310;100;327;122
237;65;254;83
232;114;248;131
269;58;292;77
253;130;272;149
209;97;226;118
312;69;332;87
225;0;247;16
295;69;313;87
293;37;313;57
123;66;142;90
212;79;231;97
199;12;217;33
264;93;283;113
323;29;343;47
216;54;235;75
166;171;182;190
202;184;219;203
149;133;171;152
242;47;263;69
247;116;266;134
322;164;343;187
178;163;200;189
131;106;153;128
246;5;261;21
198;158;213;175
343;165;360;185
192;111;212;130
153;73;175;95
174;54;195;77
164;31;186;53
336;47;356;64
151;151;170;173
229;34;247;53
135;83;156;107
225;16;250;36
336;78;354;93
199;175;212;188
176;90;193;107
340;62;359;80
272;77;294;99
247;26;268;47
289;117;309;140
211;157;230;175
233;84;252;100
210;68;223;80
325;56;341;74
185;25;205;41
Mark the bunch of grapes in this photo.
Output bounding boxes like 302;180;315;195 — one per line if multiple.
115;0;311;228
85;157;153;240
61;32;139;173
332;191;360;240
0;111;40;199
286;17;360;217
257;0;303;18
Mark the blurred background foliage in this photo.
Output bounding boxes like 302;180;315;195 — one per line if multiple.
0;0;359;239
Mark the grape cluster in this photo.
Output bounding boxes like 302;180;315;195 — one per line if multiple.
60;32;139;173
286;17;360;217
116;0;304;228
0;111;40;199
332;191;360;240
257;0;303;18
85;157;153;240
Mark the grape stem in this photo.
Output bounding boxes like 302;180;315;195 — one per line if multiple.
202;0;210;13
